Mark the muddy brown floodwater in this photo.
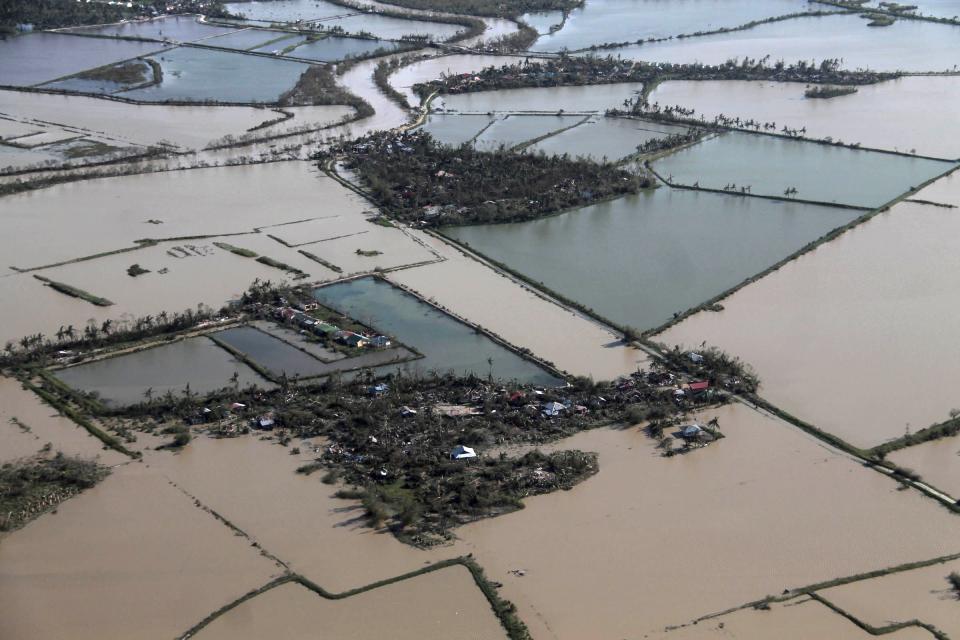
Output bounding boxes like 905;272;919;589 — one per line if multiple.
193;566;507;640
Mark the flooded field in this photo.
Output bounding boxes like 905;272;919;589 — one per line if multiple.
276;34;401;61
321;13;465;40
389;234;647;381
862;0;960;18
654;131;953;207
54;336;270;406
313;277;562;385
203;27;294;50
0;375;128;465
194;567;507;640
520;10;565;34
606;13;960;73
527;115;691;161
648;77;960;159
443;188;858;330
66;15;236;42
121;46;310;103
388;54;516;106
446;403;960;638
658;170;960;448
437;81;645;113
419;113;496;146
528;0;811;52
225;0;348;22
820;558;960;638
473;114;586;151
889;437;960;498
0;463;282;640
0;32;165;86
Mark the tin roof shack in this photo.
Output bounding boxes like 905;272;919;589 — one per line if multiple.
451;445;477;460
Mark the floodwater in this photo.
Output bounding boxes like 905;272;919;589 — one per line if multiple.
520;10;565;35
66;15;236;42
387;54;528;107
211;325;417;378
648;77;960;159
194;568;508;640
0;32;166;86
121;46;310;103
203;27;293;50
0;464;282;640
321;13;464;41
657;170;960;448
654;131;953;207
0;89;350;150
446;403;960;638
862;0;960;18
43;59;155;94
888;437;960;499
606;13;960;73
529;0;812;52
420;113;495;146
526;115;690;161
225;0;358;23
443;187;858;330
437;82;645;113
281;34;402;61
0;375;127;465
388;233;649;381
472;114;585;151
312;277;563;385
54;337;271;406
820;558;960;638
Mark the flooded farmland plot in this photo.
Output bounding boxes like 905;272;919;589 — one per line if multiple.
313;277;562;385
388;54;517;106
53;336;272;406
445;404;960;639
605;13;960;73
193;567;508;640
0;464;282;640
648;77;960;160
437;82;645;113
201;27;298;51
443;188;859;330
526;115;692;161
471;114;587;151
418;113;497;146
275;35;403;61
658;171;960;449
889;437;960;499
66;15;237;42
653;130;954;207
224;0;349;22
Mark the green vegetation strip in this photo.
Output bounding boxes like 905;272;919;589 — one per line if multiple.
213;241;258;258
18;378;137;458
297;250;343;273
256;255;308;277
869;415;960;458
33;275;114;307
178;557;530;640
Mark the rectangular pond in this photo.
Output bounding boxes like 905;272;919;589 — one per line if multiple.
224;0;349;23
65;15;236;42
420;113;495;146
526;116;691;161
0;33;165;87
528;0;811;52
653;131;955;208
54;337;272;407
472;114;585;151
279;35;402;61
120;46;310;103
603;13;960;73
437;82;645;113
322;13;464;41
204;28;297;51
312;278;563;386
210;325;417;378
442;188;861;331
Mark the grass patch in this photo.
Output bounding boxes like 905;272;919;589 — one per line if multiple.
75;60;149;85
126;263;150;277
298;250;342;273
214;242;258;258
805;85;859;99
354;248;382;257
256;255;308;278
33;275;113;306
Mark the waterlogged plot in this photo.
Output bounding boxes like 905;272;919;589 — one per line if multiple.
0;32;165;86
121;46;310;103
527;116;691;161
313;277;562;385
528;0;812;52
861;0;960;18
193;568;508;640
438;82;645;113
388;54;514;106
321;13;465;40
606;13;960;73
66;15;236;42
419;113;495;146
648;77;960;159
54;337;271;406
444;188;858;330
654;131;953;207
224;0;349;23
278;34;402;61
445;404;960;639
0;465;281;640
657;172;960;448
889;438;960;498
520;10;565;34
472;114;585;151
203;27;296;50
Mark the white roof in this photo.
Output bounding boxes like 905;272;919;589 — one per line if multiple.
451;445;477;459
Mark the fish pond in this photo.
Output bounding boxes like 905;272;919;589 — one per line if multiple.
66;15;236;42
204;28;296;51
224;0;350;23
437;82;645;113
653;131;955;208
0;33;165;87
419;113;496;146
312;278;562;385
472;114;586;151
605;13;960;73
120;47;310;103
528;0;812;52
274;35;402;61
54;337;272;407
443;188;860;330
526;116;691;161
